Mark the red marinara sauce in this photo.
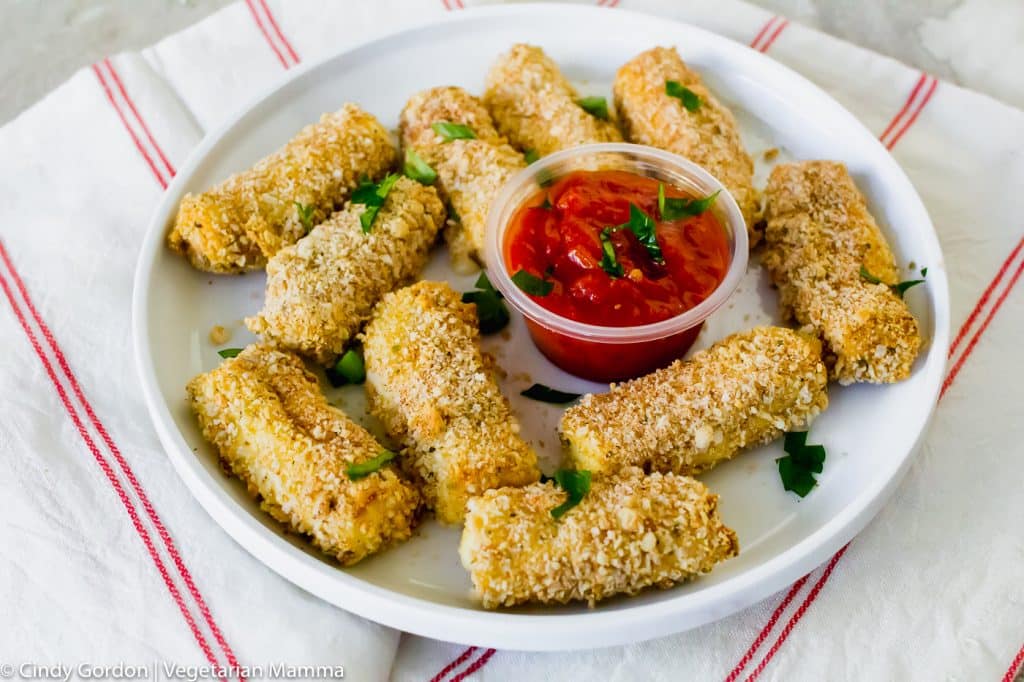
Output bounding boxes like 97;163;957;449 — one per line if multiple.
503;169;731;381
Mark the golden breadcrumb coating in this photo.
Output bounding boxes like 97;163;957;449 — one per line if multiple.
362;281;540;524
560;327;828;476
399;86;525;272
246;177;445;365
484;44;623;158
459;467;738;608
762;160;922;384
168;104;397;273
186;344;420;565
613;47;760;241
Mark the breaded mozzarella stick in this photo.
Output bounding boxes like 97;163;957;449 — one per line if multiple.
186;345;420;565
613;47;760;240
762;161;922;384
362;281;540;524
399;87;525;271
246;177;445;365
484;44;623;157
169;104;397;273
459;467;739;608
560;327;828;476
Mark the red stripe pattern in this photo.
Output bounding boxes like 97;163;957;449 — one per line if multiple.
1003;642;1024;682
722;65;950;681
0;242;242;676
92;62;169;189
880;74;939;150
245;0;300;68
750;16;790;53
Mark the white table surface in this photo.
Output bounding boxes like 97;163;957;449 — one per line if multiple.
2;0;1022;126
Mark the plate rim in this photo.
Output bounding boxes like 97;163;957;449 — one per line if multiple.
132;2;951;651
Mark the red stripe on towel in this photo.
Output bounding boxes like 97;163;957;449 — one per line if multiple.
884;76;938;150
758;19;790;53
0;249;223;671
449;649;497;682
723;575;811;682
942;240;1024;398
102;59;176;178
429;647;477;682
245;0;290;68
257;0;300;65
92;63;167;189
743;545;850;682
0;242;244;677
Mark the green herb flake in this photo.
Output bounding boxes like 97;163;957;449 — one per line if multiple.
666;80;701;112
511;268;554;297
658;183;721;222
431;121;476;142
352;173;401;233
326;349;366;387
403;148;437;185
777;430;827;498
520;384;581;404
860;264;928;299
599;227;624;278
548;469;592;519
461;272;510;335
217;348;243;359
609;203;663;264
577;96;610;120
540;195;553;210
347;449;397;481
524;148;540;164
294;201;315;233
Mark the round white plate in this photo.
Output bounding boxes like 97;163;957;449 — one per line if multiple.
133;4;949;651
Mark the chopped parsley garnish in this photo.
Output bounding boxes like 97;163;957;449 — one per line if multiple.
325;349;365;387
294;201;315;233
777;431;826;498
431;121;476;142
347;450;397;480
599;227;623;278
524;148;540;164
217;348;243;359
548;469;592;519
860;265;928;299
352;173;400;233
540;195;553;210
577;96;610;120
666;80;701;111
461;272;510;335
403;148;437;185
658;183;720;221
608;203;664;264
520;384;581;404
511;268;554;297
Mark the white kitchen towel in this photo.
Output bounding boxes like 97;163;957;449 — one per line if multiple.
0;1;1021;681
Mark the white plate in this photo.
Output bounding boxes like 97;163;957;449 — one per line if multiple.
133;4;949;651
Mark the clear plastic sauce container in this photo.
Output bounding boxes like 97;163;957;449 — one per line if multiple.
485;143;748;382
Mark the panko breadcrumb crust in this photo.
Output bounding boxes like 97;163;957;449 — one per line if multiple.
399;86;525;272
459;467;738;608
186;345;420;566
560;326;828;476
361;281;540;524
484;44;623;157
168;104;397;273
613;47;761;242
246;177;445;365
762;160;922;384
